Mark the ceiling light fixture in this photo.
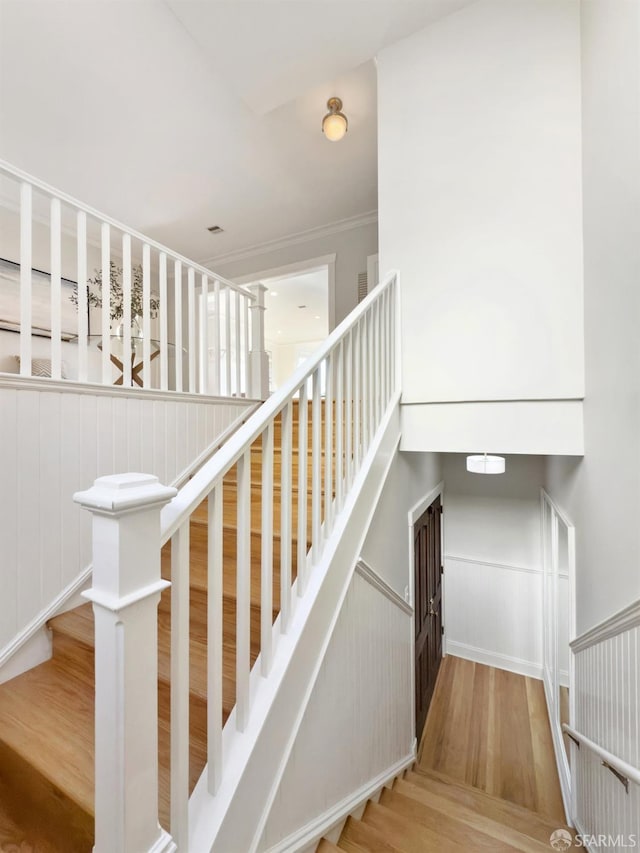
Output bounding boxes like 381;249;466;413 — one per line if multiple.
322;97;348;142
466;453;505;475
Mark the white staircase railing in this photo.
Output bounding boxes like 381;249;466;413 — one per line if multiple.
0;160;267;397
569;598;640;843
74;272;399;852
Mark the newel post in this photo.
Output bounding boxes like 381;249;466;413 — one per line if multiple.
248;282;270;399
74;473;178;853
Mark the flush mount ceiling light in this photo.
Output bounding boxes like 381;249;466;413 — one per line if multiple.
466;453;505;475
322;97;348;142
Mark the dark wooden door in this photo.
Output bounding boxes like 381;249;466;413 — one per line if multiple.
414;495;443;738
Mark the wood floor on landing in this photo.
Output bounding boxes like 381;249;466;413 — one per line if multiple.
418;654;566;824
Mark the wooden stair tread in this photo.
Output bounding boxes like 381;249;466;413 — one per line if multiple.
405;768;570;841
387;782;550;852
50;600;256;709
0;659;96;816
362;801;461;852
316;840;342;853
339;815;406;853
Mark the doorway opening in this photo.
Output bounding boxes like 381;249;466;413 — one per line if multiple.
245;261;330;392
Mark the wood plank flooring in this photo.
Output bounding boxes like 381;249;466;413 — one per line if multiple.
418;655;565;823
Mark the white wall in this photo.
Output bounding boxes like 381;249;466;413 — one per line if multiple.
258;570;413;851
545;0;640;635
442;453;545;677
211;220;378;330
377;0;584;404
0;381;252;658
265;337;323;391
360;450;442;598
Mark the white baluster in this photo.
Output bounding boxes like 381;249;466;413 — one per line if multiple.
248;283;269;400
236;449;251;731
335;340;344;512
280;401;292;632
324;352;333;533
225;288;231;396
49;198;62;380
19;182;32;376
345;330;353;492
171;520;190;851
122;235;132;389
382;287;389;408
200;275;209;395
375;299;380;416
74;473;177;853
296;383;308;597
213;280;221;396
101;223;111;386
261;422;274;675
76;211;88;383
243;294;250;397
354;321;361;473
312;366;323;564
367;309;374;447
207;483;223;793
235;291;241;396
142;244;151;387
174;261;183;392
188;267;196;393
159;253;168;391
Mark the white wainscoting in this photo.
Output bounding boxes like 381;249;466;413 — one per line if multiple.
443;555;543;679
572;604;640;844
0;378;254;659
258;569;413;853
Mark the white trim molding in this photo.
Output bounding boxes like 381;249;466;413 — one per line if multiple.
570;598;640;654
200;211;378;268
445;641;544;681
263;752;415;853
355;558;413;616
444;554;542;576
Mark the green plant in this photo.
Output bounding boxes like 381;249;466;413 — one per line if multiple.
71;261;160;322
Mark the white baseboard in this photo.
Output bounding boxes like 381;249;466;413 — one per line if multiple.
542;674;573;826
0;625;52;685
264;751;415;853
0;565;92;678
574;817;595;853
446;641;543;680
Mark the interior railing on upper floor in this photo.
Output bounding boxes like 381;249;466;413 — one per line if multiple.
0;160;266;398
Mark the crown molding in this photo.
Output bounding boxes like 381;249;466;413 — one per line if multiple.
200;209;378;269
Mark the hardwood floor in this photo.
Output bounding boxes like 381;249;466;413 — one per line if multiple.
318;654;573;852
418;655;566;823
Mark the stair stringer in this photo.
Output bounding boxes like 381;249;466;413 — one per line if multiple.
187;394;402;853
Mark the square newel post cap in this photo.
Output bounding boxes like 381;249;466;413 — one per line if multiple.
74;473;177;516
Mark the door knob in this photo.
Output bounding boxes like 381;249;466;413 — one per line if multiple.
428;597;437;617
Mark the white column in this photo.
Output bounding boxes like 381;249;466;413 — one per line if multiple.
74;473;178;853
248;283;269;399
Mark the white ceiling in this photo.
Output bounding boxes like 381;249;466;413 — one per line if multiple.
0;0;471;267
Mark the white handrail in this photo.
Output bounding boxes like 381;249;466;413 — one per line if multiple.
355;558;413;616
570;597;640;654
562;724;640;788
160;271;398;544
0;159;251;299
